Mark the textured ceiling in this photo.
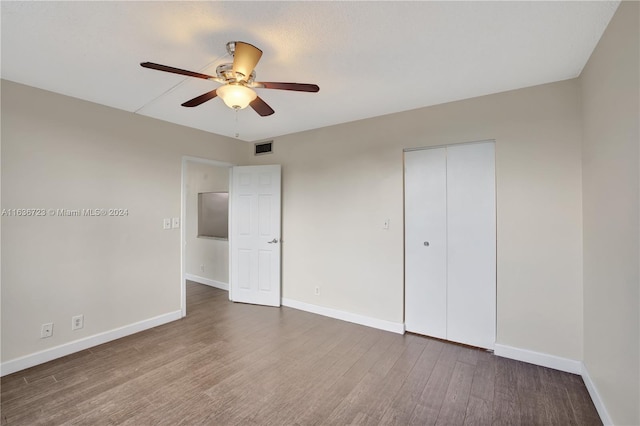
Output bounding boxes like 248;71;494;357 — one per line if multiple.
1;1;619;142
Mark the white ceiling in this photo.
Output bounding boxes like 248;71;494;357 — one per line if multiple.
1;1;619;142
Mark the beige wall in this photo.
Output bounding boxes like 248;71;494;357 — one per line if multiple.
250;79;584;360
581;2;639;425
185;161;230;284
0;80;249;361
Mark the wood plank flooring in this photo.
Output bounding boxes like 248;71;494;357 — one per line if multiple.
1;282;601;425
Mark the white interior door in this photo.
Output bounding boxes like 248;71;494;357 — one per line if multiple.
229;165;281;307
404;148;448;339
446;142;496;349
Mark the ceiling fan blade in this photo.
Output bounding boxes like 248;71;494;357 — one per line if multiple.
255;82;320;92
181;90;218;107
140;62;215;80
232;42;263;81
249;96;275;117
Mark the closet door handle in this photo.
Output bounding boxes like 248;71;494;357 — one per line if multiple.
268;238;279;244
423;241;430;246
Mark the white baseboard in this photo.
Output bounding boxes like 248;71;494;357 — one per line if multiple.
282;298;405;334
0;310;181;377
494;343;582;374
581;363;613;425
185;273;228;291
491;345;611;425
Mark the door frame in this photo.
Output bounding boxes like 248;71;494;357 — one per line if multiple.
180;156;235;317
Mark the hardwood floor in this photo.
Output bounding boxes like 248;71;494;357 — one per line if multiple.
1;282;601;425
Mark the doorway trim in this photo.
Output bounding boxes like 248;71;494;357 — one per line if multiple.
180;156;235;317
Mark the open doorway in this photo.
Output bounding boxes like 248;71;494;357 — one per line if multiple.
181;157;233;317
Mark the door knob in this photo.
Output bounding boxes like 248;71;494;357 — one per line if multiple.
268;238;279;244
424;241;430;246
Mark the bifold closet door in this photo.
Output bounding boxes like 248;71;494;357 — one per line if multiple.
404;142;496;350
446;142;495;349
404;148;447;339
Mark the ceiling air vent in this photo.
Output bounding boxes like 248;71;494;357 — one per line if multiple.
255;141;273;156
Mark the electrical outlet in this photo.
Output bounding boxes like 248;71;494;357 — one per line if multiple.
200;264;205;272
314;286;320;296
163;218;171;230
41;323;53;338
72;314;84;330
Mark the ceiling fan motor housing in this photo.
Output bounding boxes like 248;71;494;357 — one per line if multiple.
216;63;255;85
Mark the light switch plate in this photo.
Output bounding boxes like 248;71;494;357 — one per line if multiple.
163;218;171;230
172;217;180;229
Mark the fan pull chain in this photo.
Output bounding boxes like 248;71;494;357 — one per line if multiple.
234;109;240;138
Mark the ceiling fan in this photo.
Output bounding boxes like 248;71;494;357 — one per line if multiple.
141;41;319;117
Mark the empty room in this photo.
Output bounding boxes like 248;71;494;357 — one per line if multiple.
1;1;638;425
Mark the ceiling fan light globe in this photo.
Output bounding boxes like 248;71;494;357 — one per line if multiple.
216;84;257;110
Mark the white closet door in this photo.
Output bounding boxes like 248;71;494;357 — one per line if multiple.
446;142;496;349
404;148;448;339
